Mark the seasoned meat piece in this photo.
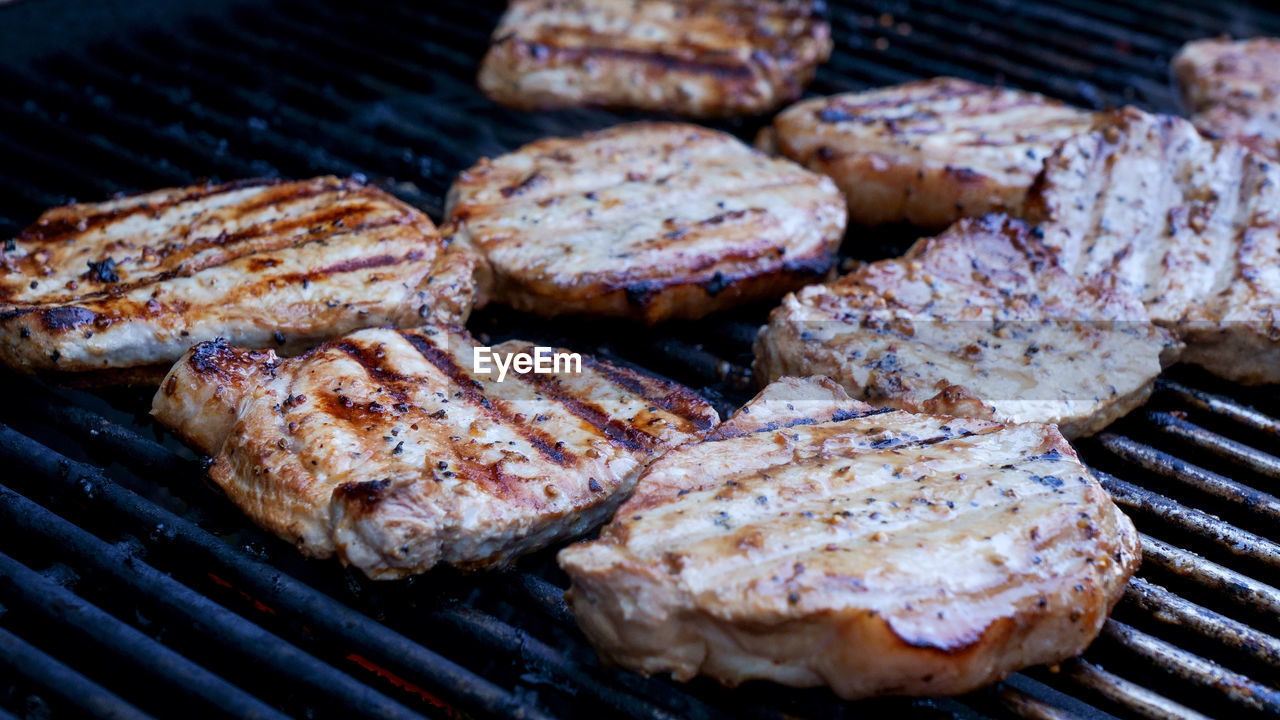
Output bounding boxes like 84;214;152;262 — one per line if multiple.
1173;37;1280;161
152;324;717;579
1025;107;1280;384
0;177;483;384
763;78;1096;228
559;376;1140;699
477;0;831;118
755;215;1176;437
446;122;846;323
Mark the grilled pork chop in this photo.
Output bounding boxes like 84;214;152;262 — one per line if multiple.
152;324;717;579
559;376;1140;698
477;0;832;118
1025;107;1280;384
0;177;482;384
1173;37;1280;161
446;122;846;324
755;215;1176;437
762;78;1096;229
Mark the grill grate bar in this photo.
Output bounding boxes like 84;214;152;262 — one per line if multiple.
0;95;191;192
1094;433;1280;524
0;66;278;195
1053;0;1280;39
1093;471;1280;570
112;37;442;198
1147;411;1280;481
1122;577;1280;668
0;550;291;720
1155;381;1280;436
0;475;436;720
0;410;557;720
429;604;718;720
1099;620;1280;713
0;623;157;720
1137;534;1280;622
840;0;1173;106
0;425;550;717
824;8;1123;108
30;53;437;211
1060;660;1211;720
992;686;1080;720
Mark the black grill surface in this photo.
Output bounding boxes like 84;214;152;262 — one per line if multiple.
0;2;1278;719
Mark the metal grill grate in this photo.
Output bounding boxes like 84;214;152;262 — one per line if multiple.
0;1;1278;719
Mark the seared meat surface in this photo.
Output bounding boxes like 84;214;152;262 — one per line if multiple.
1026;108;1280;384
0;177;482;384
152;324;717;579
559;376;1140;698
446;122;846;324
763;78;1095;228
755;215;1176;437
478;0;831;118
153;324;716;576
1174;37;1280;161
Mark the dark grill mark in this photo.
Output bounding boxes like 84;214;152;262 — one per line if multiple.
34;214;415;307
580;355;715;432
506;361;658;453
499;171;547;198
40;306;98;332
400;332;573;466
515;40;757;80
15;177;285;244
86;258;120;283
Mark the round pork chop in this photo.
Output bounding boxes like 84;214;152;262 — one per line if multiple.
446;122;846;324
559;376;1140;699
763;78;1096;229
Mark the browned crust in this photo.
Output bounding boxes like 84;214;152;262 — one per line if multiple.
446;122;846;324
478;0;832;118
767;78;1095;229
491;249;837;324
1;176;484;382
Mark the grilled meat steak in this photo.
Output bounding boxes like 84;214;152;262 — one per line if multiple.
762;78;1096;229
0;177;483;384
152;324;717;579
446;122;846;323
559;376;1140;698
1173;37;1280;161
1026;107;1280;384
755;215;1176;437
477;0;832;118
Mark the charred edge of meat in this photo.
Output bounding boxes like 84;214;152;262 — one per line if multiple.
334;478;393;515
185;338;280;382
578;355;718;431
397;331;577;465
616;249;838;310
